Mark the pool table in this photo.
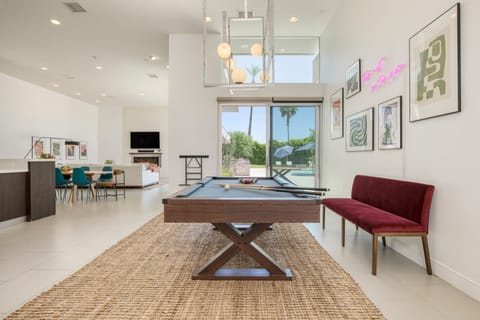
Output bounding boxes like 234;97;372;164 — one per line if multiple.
162;176;322;280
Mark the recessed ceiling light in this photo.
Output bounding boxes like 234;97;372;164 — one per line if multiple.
40;66;48;71
75;92;81;96
100;93;107;97
52;83;59;88
95;66;103;70
289;16;299;23
50;19;61;25
139;92;145;96
144;55;160;62
205;16;213;22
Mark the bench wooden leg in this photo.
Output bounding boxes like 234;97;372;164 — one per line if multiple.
382;236;386;247
421;234;433;275
372;234;378;275
341;218;345;247
322;206;326;229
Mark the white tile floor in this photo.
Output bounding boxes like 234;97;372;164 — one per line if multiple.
1;184;479;319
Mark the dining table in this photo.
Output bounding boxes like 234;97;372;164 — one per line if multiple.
61;170;113;203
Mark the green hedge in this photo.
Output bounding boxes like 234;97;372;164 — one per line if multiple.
223;130;315;166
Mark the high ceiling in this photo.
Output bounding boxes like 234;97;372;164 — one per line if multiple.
0;0;340;108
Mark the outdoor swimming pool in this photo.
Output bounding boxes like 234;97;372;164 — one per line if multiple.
290;170;314;176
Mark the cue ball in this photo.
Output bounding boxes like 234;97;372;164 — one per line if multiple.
225;184;230;191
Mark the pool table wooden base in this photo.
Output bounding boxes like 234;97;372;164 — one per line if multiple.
192;223;292;280
192;268;292;280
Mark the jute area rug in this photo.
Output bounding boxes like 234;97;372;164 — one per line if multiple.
7;215;384;319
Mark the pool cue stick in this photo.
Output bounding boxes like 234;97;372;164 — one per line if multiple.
225;184;330;192
218;184;325;196
278;186;330;192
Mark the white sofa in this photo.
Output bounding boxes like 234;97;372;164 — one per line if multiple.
60;163;159;187
112;164;159;187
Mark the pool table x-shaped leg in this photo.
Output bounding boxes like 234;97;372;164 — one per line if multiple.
192;223;292;280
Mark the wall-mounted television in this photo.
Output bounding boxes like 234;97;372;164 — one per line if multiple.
130;131;160;149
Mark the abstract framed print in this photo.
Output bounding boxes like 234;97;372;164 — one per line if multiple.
346;108;374;152
330;88;344;139
409;3;460;122
79;141;88;160
378;96;402;150
345;59;361;99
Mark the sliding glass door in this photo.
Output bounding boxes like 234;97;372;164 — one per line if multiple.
221;105;268;177
220;103;320;187
270;106;317;187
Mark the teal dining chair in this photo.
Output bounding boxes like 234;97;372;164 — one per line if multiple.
71;168;94;202
95;166;113;199
96;169;125;200
55;168;71;202
98;166;113;182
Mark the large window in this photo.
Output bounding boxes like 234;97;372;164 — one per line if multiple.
275;37;320;83
220;103;320;187
226;37;320;84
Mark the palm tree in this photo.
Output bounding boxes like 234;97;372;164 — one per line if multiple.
248;105;253;136
247;65;260;83
279;106;298;142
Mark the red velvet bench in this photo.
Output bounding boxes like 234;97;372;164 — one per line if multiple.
321;175;435;275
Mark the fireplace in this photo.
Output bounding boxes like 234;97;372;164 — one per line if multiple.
130;153;162;167
133;156;159;165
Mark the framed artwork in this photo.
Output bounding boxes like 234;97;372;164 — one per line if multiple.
32;136;49;159
66;145;76;160
79;142;88;160
50;139;64;160
330;88;344;139
378;96;402;150
409;3;460;122
346;108;374;152
345;59;361;98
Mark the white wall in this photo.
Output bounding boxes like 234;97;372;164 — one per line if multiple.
122;107;168;178
0;72;98;163
97;106;123;164
320;0;480;300
168;34;324;187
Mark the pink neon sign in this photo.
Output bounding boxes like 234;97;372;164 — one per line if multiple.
362;57;406;92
